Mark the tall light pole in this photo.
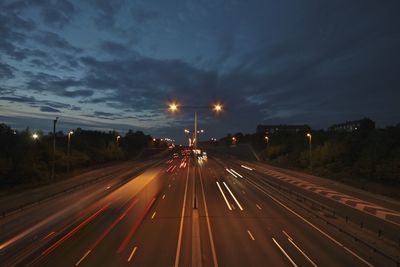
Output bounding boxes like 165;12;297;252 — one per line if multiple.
306;133;312;171
67;130;73;173
51;117;58;180
167;101;223;210
116;135;121;146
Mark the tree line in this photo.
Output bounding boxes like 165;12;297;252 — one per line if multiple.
215;126;400;192
0;123;166;187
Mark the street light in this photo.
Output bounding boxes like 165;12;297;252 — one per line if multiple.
184;129;190;134
232;136;237;145
168;102;179;112
306;133;312;171
116;135;121;146
67;131;73;173
32;133;39;140
51;117;59;180
213;103;223;113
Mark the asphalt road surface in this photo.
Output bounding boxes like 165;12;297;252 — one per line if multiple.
0;151;399;266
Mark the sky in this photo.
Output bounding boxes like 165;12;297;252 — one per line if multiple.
1;0;400;142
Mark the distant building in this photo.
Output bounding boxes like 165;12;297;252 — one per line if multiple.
256;124;311;134
329;118;375;132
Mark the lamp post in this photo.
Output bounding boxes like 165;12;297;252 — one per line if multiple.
67;131;73;173
51;117;59;180
306;133;312;171
116;135;121;146
167;101;223;210
32;133;39;140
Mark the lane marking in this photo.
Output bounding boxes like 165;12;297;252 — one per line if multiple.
117;197;156;253
199;165;219;267
151;212;157;220
256;204;262;210
272;237;298;267
174;158;190;267
75;250;91;266
282;231;318;267
223;182;243;211
225;168;237;178
127;246;137;262
216;182;232;210
245;177;373;267
162;194;166;199
230;169;243;178
42;202;111;257
241;165;253;171
40;231;55;241
247;230;255;241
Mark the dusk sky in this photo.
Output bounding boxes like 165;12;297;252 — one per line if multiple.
1;0;399;142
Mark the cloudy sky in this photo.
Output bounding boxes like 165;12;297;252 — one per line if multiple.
1;0;399;141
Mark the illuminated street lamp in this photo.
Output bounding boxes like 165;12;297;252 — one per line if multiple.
232;136;237;145
32;133;39;140
168;102;179;112
116;135;121;146
67;131;73;172
213;103;223;113
167;101;223;151
184;129;190;134
306;133;312;171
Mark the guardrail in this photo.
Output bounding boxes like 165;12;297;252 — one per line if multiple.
250;173;400;266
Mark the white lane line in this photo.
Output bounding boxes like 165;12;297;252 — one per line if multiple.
223;182;243;211
199;167;219;267
174;158;190;267
127;246;138;262
216;182;232;210
75;250;91;266
241;165;253;171
151;212;157;220
247;230;255;241
272;238;298;267
230;169;243;178
256;204;262;210
225;168;237;178
282;231;317;267
245;178;373;267
168;184;171;188
162;194;166;199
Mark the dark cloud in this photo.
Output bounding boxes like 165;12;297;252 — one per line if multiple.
2;0;75;28
91;0;123;30
61;89;94;98
40;106;61;113
98;41;138;57
0;63;15;79
40;0;76;28
33;31;82;53
130;6;158;24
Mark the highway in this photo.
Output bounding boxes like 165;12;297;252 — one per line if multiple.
0;150;399;266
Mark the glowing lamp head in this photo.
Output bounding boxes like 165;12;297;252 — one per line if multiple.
213;103;223;112
168;102;179;112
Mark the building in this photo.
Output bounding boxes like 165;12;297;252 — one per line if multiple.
329;118;375;132
256;124;311;134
